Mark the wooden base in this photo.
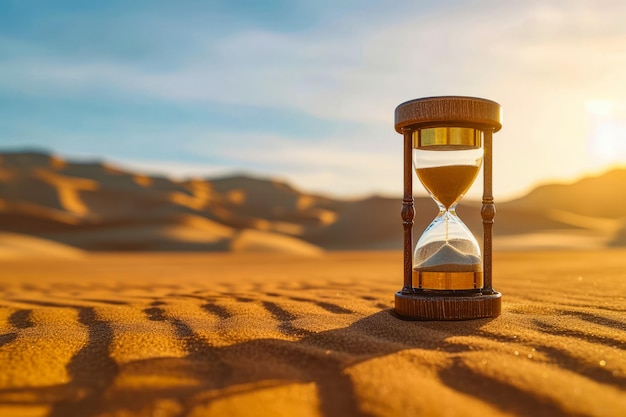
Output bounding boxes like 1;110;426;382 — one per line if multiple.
394;291;501;320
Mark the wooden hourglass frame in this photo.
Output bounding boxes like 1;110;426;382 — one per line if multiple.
394;96;502;320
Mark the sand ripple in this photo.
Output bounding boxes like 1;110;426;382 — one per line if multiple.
0;250;624;417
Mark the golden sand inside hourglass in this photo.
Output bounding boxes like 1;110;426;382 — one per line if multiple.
416;164;480;210
412;240;484;290
414;164;483;290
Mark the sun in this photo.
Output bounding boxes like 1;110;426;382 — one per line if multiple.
586;100;626;168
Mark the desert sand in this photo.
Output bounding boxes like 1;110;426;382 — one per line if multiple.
3;152;626;253
0;249;624;417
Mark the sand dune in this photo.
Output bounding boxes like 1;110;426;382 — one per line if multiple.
0;232;84;259
494;230;611;251
610;220;626;246
0;152;331;254
230;229;323;255
506;169;626;219
1;151;625;253
40;218;232;252
0;250;624;416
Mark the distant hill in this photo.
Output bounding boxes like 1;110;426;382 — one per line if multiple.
495;169;626;248
503;169;626;219
1;150;625;254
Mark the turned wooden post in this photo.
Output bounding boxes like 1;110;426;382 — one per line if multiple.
401;127;414;292
481;129;495;294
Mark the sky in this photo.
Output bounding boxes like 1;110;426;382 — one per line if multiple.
1;0;625;201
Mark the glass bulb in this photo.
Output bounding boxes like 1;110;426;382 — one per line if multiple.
412;127;484;291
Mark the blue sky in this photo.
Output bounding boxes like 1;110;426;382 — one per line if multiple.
1;0;626;199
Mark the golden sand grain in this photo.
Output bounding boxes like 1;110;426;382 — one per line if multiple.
0;250;624;417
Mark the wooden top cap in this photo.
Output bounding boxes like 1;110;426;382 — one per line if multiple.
394;96;502;133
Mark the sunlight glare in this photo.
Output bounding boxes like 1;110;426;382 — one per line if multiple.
586;100;626;168
586;100;614;117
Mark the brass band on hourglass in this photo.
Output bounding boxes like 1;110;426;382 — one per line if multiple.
394;96;502;321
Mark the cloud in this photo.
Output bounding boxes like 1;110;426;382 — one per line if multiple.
2;0;626;198
183;130;400;197
3;1;625;121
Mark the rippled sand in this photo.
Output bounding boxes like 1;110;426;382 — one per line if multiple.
0;250;624;417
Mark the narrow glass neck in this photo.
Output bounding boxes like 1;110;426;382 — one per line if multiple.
436;202;458;214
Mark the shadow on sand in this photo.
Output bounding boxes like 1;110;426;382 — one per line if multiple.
0;296;621;417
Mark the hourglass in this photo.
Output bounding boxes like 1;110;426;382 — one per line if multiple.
394;96;502;320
